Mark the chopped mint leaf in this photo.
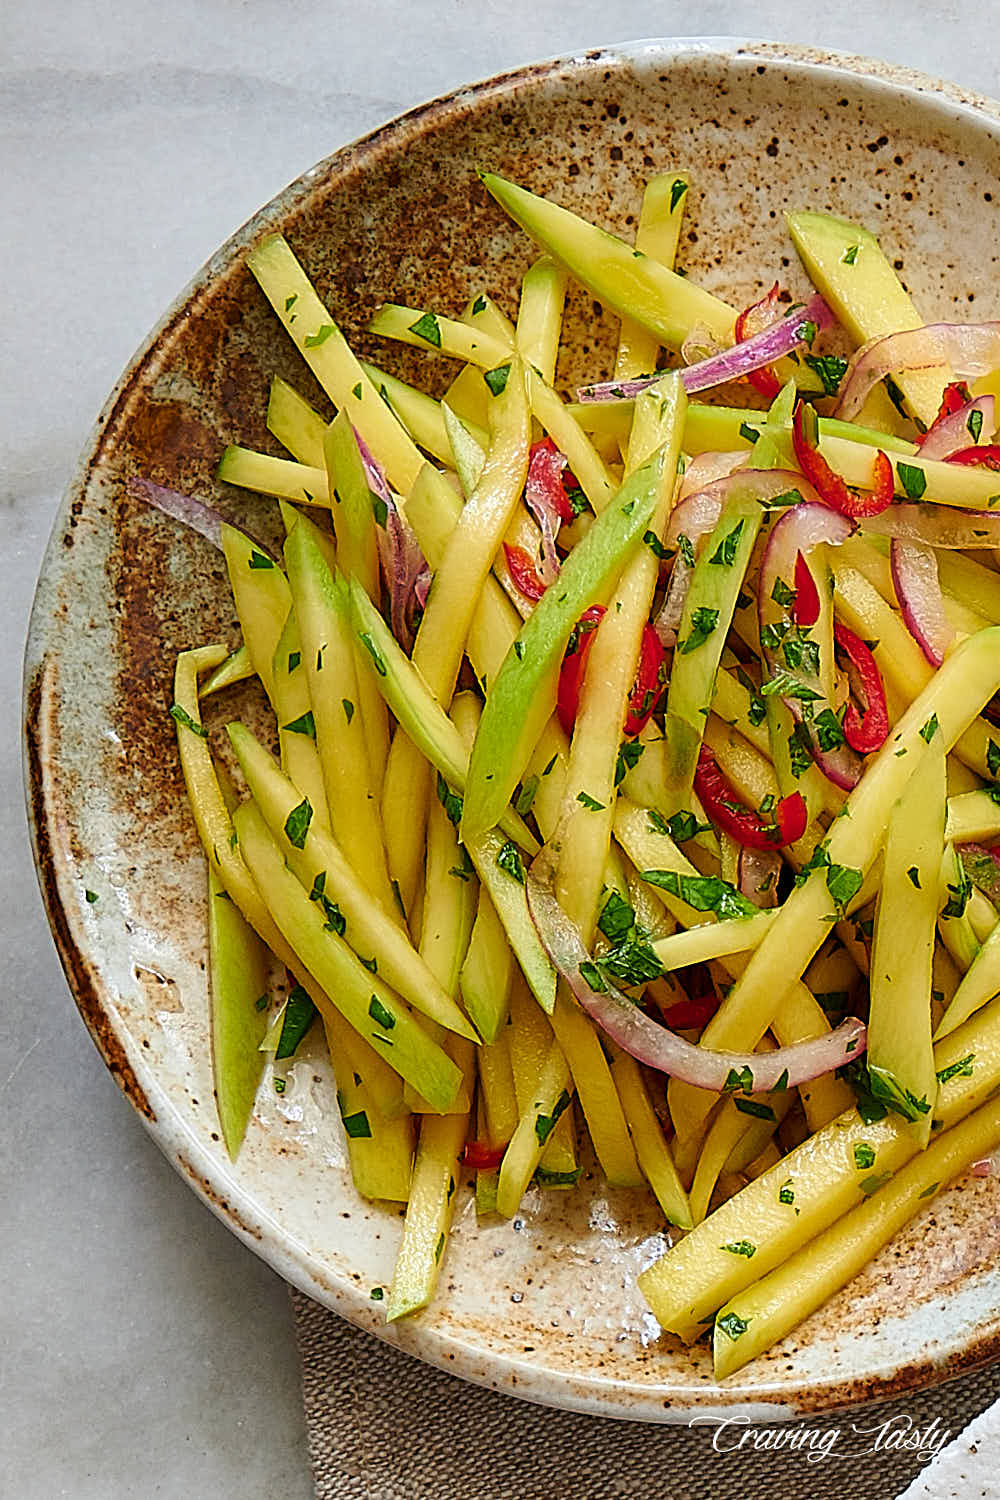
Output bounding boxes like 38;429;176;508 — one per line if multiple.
709;519;745;568
761;671;822;703
535;1089;571;1145
796;319;818;347
677;533;696;568
722;1240;756;1258
723;1065;756;1095
342;698;355;723
408;311;441;347
641;869;757;919
615;739;644;786
906;865;922;889
284;798;313;849
484;363;511;396
734;1097;776;1121
669;178;688;211
599;936;662;987
663;810;711;843
276;985;317;1060
814;707;846;751
340;1107;372;1139
853;1142;876;1170
739;422;759;443
937;1053;975;1084
169;703;207;739
282;710;316;739
597;891;636;943
987;738;1000;777
351;382;363;401
435;772;463;827
716;1311;750;1342
359;633;387;676
897;461;927;500
370;1286;385;1300
917;1181;940;1200
288;651;301;672
969;408;984;443
309;870;346;935
496;841;525;883
919;713;939;743
471;294;487;315
860;1172;892;1197
679;606;719;655
284;294;298;311
826;862;863;916
85;889;99;904
304;325;335;348
803;354;848;397
359;955;378;975
576;791;605;811
368;995;396;1030
643;530;670;560
770;577;796;608
778;1180;795;1205
578;959;607;992
841;244;860;265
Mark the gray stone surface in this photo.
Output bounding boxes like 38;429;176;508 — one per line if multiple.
4;3;1000;1495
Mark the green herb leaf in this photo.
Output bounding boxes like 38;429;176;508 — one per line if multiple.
723;1065;756;1095
483;363;511;396
408;311;442;347
535;1089;571;1145
716;1311;750;1341
677;533;696;568
535;1165;583;1186
969;408;984;443
435;772;464;827
709;519;746;568
826;862;863;916
643;530;670;560
284;798;313;849
282;710;316;739
641;869;757;919
340;1108;372;1139
516;776;539;816
770;576;796;608
496;841;525;883
734;1097;776;1121
663;810;711;843
169;703;208;739
841;244;860;265
599;936;663;987
288;650;301;672
370;1286;385;1300
368;995;396;1030
598;891;637;943
614;739;644;786
778;1180;795;1205
342;698;355;723
722;1240;756;1258
276;985;317;1060
578;959;607;992
761;671;823;703
679;606;719;655
739;422;759;444
937;1053;975;1084
471;294;487;315
853;1142;876;1170
669;178;688;211
917;1181;940;1200
309;870;346;935
359;632;387;676
85;889;99;904
304;325;335;348
919;713;939;743
576;791;605;811
803;353;848;397
906;865;922;889
897;461;928;500
796;319;818;347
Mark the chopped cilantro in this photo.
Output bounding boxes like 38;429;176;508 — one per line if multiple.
368;995;396;1030
969;408;984;443
408;311;442;347
284;798;312;850
778;1180;795;1205
169;703;207;739
342;698;355;723
484;363;511;396
597;891;636;943
303;325;335;348
841;244;860;265
669;178;688;211
275;985;317;1060
614;739;644;786
576;791;605;811
919;714;939;743
677;534;696;568
734;1097;776;1121
282;710;316;739
716;1311;750;1342
853;1142;876;1170
535;1089;571;1145
435;773;463;827
770;577;797;609
643;530;670;560
722;1240;757;1258
340;1107;372;1139
803;353;848;397
897;461;927;500
496;841;525;883
709;519;746;568
937;1053;975;1084
906;865;922;889
679;606;719;655
641;869;757;919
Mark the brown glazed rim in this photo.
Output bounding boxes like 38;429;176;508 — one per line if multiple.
23;38;1000;1421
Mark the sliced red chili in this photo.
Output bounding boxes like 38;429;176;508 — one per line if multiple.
792;550;821;628
919;381;973;438
833;622;890;754
527;438;581;524
558;610;666;738
462;1140;508;1170
694;745;807;850
503;542;547;602
557;605;606;735
623;625;667;736
735;282;782;401
944;444;1000;472
661;991;720;1031
792;401;894;518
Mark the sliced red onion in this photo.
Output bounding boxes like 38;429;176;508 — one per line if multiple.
681;323;726;367
835;322;1000;422
918;394;995;460
759;501;862;790
524;459;564;585
862;503;1000;549
737;846;782;909
127;477;279;561
353;428;431;651
889;539;956;668
970;1157;997;1178
525;865;866;1090
677;450;747;502
576;293;834;404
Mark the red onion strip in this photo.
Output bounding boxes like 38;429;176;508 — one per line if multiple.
575;293;835;404
889;539;956;668
862;503;1000;549
835;322;1000;422
917;394;995;460
525;868;866;1091
127;477;279;561
353;428;431;650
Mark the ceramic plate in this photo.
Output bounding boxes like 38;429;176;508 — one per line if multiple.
24;39;1000;1421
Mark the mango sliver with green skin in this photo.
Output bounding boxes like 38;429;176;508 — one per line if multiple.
480;172;735;350
462;451;665;840
226;722;479;1043
219;524;291;706
208;863;270;1160
347;578;538;853
234;801;462;1113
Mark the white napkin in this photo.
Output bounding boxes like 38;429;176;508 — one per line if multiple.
897;1398;1000;1498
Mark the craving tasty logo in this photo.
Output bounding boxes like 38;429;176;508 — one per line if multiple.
689;1412;952;1464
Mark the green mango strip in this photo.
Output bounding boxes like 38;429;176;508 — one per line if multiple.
346;578;537;854
322;1012;414;1202
271;608;331;831
219;522;292;706
226;723;478;1042
234;800;461;1113
479;172;735;349
462;452;665;840
358;359;486;463
208;862;270;1159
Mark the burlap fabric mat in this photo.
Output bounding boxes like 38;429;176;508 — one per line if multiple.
291;1289;1000;1498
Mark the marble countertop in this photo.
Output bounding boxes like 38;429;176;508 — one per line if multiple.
5;4;1000;1496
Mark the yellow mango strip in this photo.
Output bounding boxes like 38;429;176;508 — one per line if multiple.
226;724;477;1041
516;257;568;385
833;563;995;780
554;376;686;944
271;609;330;832
217;446;328;507
284;513;395;913
947;789;1000;846
322;1014;414;1203
711;663;773;761
639;990;1000;1338
368;302;617;513
358;360;484;464
614;173;690;381
688;1080;793;1225
714;1096;1000;1376
507;977;578;1184
386;1106;469;1321
405;796;478;1115
200;642;254;699
266;375;328;466
839;534;988;638
173;647;406;1120
235;801;461;1113
474;1095;499;1215
673;628;1000;1145
460;887;514;1044
496;1036;573;1217
219;524;291;706
208;858;270;1161
609;1045;692;1227
478;1030;520;1148
867;737;944;1146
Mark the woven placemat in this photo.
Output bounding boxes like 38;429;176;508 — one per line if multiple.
292;1290;1000;1499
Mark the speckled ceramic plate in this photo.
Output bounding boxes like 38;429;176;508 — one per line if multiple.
24;39;1000;1422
